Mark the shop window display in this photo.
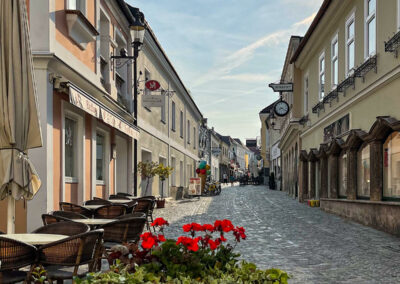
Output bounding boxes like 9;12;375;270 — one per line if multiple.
357;145;370;198
383;132;400;199
338;152;347;197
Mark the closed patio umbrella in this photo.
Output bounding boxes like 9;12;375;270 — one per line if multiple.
0;0;42;233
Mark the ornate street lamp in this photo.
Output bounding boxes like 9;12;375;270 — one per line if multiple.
129;6;145;196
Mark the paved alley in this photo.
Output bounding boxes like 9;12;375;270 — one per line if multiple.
154;185;400;284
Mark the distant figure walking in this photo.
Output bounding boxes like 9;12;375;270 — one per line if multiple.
269;172;276;190
223;173;228;183
230;175;234;186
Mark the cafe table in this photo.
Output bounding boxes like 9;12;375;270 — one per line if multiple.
2;233;67;246
73;219;117;226
82;204;103;210
109;199;131;204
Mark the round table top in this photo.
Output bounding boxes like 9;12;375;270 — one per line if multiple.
73;219;117;225
2;233;68;245
109;199;131;204
83;204;103;209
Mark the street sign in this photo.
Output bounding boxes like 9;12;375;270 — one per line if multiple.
268;83;293;92
145;80;161;91
142;94;165;108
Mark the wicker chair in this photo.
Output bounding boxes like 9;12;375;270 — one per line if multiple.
109;195;130;200
41;214;71;226
32;221;90;236
140;195;156;200
84;199;111;206
52;210;89;220
59;202;93;218
125;201;138;214
116;192;132;197
116;212;146;219
100;217;146;248
0;237;37;284
37;230;104;282
94;204;127;219
132;198;154;231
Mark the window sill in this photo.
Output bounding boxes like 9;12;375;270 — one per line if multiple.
65;177;78;183
65;10;99;50
96;180;105;185
145;107;151;112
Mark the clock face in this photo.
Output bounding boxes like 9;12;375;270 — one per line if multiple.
274;101;289;116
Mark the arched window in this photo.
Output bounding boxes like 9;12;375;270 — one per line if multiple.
338;152;347;197
357;144;370;198
383;131;400;199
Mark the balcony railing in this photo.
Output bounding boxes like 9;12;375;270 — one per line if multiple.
385;30;400;57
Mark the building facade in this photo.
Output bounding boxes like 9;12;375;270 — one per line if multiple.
217;134;231;182
288;0;400;235
136;21;202;197
24;0;140;231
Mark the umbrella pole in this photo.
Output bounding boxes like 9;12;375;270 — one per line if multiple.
7;195;15;234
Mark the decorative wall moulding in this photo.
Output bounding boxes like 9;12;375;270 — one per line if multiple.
65;10;99;50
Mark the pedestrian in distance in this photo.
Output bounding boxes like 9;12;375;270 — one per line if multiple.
223;173;228;184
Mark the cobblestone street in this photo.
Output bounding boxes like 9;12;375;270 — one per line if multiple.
154;185;400;283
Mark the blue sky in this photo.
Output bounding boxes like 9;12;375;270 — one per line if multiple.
128;0;323;142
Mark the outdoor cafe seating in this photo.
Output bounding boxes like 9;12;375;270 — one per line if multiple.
59;202;93;218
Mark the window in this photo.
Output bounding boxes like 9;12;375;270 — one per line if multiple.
383;132;400;199
68;0;85;14
171;101;176;131
193;127;196;149
161;89;166;123
357;144;370;198
338;152;347;197
187;120;191;144
100;11;110;91
180;111;183;138
65;118;77;178
365;0;376;57
319;53;325;101
304;74;309;113
96;134;105;181
331;35;339;88
346;13;355;75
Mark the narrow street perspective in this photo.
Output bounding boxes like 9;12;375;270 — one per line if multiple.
1;0;400;283
155;186;400;283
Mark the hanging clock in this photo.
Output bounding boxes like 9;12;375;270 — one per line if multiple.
274;100;289;117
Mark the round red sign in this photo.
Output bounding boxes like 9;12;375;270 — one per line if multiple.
145;80;161;91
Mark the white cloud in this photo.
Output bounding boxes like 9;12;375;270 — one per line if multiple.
192;13;317;87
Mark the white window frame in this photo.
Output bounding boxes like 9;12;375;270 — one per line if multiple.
331;33;339;89
303;72;309;114
180;111;184;138
193;127;196;149
346;11;356;76
364;0;376;58
64;116;78;181
319;52;325;101
95;126;110;187
67;0;86;15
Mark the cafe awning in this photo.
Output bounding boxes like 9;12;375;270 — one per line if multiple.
68;84;139;140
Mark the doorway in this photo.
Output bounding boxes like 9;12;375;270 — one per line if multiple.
115;135;128;194
141;150;152;196
159;156;167;197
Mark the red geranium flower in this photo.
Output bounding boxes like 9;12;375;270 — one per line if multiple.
151;217;169;227
158;234;166;242
183;222;204;232
207;239;218;250
176;236;200;252
233;226;246;242
140;232;158;250
202;224;214;232
214;219;234;232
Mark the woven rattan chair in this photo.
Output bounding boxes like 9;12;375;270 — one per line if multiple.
84;199;111;206
125;201;138;214
140;195;156;200
52;210;89;220
94;204;127;219
32;221;90;236
109;195;130;200
0;237;37;284
116;212;146;219
116;192;132;197
100;217;146;248
41;214;71;226
132;198;154;231
59;202;93;218
37;229;104;282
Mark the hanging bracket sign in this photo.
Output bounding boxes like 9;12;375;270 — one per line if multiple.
145;80;161;91
268;83;293;92
142;94;165;108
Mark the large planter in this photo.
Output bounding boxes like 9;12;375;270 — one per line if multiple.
170;186;183;200
156;199;165;208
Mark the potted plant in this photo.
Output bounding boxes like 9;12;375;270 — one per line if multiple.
155;163;173;208
137;161;159;197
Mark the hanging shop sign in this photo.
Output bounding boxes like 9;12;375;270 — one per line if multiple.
145;80;161;91
268;83;293;92
142;94;165;108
